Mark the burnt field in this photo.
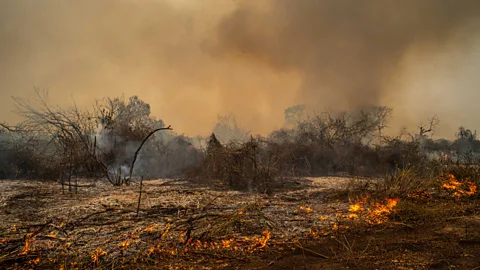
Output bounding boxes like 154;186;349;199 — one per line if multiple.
0;173;479;270
2;1;480;269
1;95;480;269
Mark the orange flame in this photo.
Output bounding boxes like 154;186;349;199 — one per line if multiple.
299;205;313;213
366;198;400;224
348;196;400;224
19;233;33;255
257;229;271;249
442;174;477;198
29;257;40;265
144;224;160;233
161;223;171;238
147;247;155;256
120;240;130;251
91;248;107;264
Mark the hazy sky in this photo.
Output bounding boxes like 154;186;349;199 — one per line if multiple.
1;0;479;138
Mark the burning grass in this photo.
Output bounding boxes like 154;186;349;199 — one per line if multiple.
0;178;348;268
441;173;477;198
0;174;479;269
347;195;400;225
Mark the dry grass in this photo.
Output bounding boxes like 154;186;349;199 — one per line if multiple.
0;174;479;269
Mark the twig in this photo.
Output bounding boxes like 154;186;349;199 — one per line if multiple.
267;255;285;266
202;195;221;211
0;123;22;133
293;242;329;259
188;251;247;261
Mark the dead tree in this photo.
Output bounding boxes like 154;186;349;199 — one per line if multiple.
418;116;440;139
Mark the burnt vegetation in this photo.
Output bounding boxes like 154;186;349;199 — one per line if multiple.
1;92;479;269
2;93;477;190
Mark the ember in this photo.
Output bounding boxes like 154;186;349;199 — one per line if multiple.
442;174;478;198
120;240;130;251
19;233;34;255
91;248;107;264
347;196;400;225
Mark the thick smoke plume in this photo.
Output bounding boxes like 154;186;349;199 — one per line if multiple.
1;0;480;137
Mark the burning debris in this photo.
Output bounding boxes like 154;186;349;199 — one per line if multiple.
19;233;34;255
1;172;478;269
348;196;400;225
442;173;477;198
91;248;107;265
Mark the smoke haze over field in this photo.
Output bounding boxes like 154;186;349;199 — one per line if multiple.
1;0;480;138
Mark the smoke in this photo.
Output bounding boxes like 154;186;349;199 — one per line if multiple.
1;0;480;138
211;0;480;132
93;124;199;179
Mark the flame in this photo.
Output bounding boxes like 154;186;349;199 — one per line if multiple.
442;174;478;198
120;240;130;251
348;195;368;220
347;196;400;225
91;248;107;264
147;247;155;256
19;233;33;255
256;229;271;249
144;224;160;233
298;205;313;214
442;174;462;190
349;195;369;212
366;198;400;224
467;182;477;195
349;204;363;212
161;223;171;238
177;229;273;253
348;213;359;220
29;257;40;264
222;238;234;248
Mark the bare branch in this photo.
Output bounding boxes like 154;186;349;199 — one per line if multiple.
128;125;173;181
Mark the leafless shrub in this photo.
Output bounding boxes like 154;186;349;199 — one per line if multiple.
211;114;251;144
4;90;198;185
192;134;282;192
267;106;393;177
9;89;100;181
375;166;438;197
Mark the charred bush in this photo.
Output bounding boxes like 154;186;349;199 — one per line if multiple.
192;134;282;192
2;91;199;184
265;107;393;177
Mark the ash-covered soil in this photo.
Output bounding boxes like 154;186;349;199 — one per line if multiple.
0;177;479;269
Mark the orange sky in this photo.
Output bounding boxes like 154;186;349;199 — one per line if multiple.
1;0;479;138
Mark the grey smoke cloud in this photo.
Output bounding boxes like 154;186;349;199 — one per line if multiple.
212;0;480;110
0;0;479;138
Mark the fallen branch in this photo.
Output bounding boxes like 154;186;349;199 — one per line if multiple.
293;242;329;259
187;251;247;261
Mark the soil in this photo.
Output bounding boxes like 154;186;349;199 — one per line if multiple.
0;177;479;269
